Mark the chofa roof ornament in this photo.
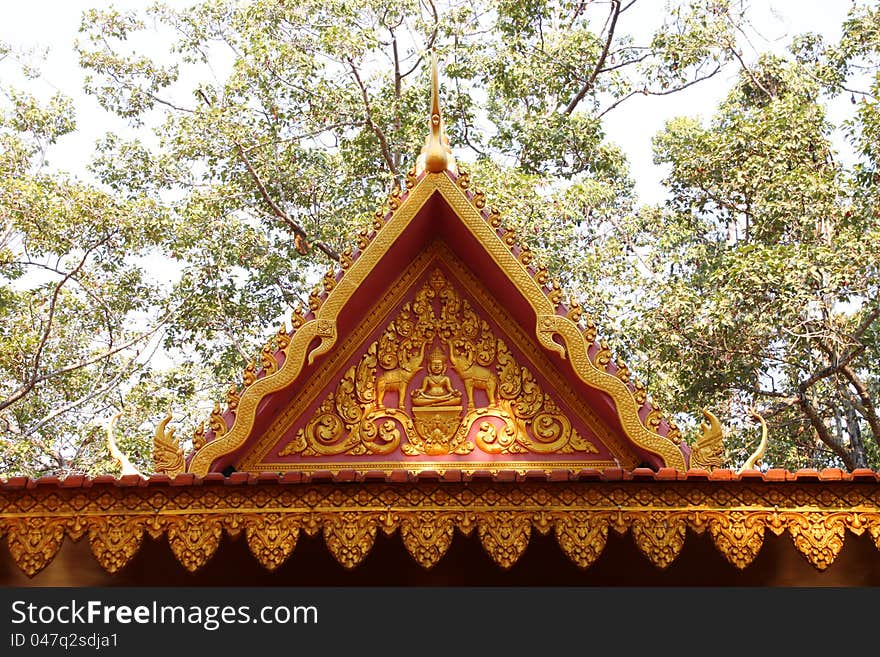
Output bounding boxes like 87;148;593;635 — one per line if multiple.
737;407;769;474
415;50;457;176
689;408;726;471
689;406;770;474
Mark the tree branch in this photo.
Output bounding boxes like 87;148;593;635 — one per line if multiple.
564;0;620;115
852;302;880;343
346;58;400;177
729;47;773;99
797;388;854;469
598;65;722;118
0;238;109;413
195;89;339;262
798;343;865;392
597;52;650;74
840;364;880;448
22;348;144;439
0;298;181;414
399;0;438;80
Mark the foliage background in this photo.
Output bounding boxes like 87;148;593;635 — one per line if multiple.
1;0;879;475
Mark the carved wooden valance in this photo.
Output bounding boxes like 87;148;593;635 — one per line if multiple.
2;471;879;579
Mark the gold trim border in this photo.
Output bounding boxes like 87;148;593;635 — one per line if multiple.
240;460;618;474
2;481;878;575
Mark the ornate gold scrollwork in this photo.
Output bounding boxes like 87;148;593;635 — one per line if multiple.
192;422;206;451
477;511;532;569
705;511;765;570
630;511;687;569
593;340;612;371
340;247;354;270
226;384;241;410
308;286;323;313
405;165;418;190
2;481;880;578
554;512;609;569
645;407;663;432
152;413;185;477
787;512;847;570
209;403;227;438
291;305;307;330
166;515;223;573
666;420;682;443
488;207;502;228
242;361;257;387
690;409;726;471
356;229;371;250
739;407;769;473
385;186;402;212
313;319;335;338
400;512;456;569
632;379;647;406
615;358;630;384
6;517;67;577
89;516;144;574
472;189;486;209
306;319;337;365
534;266;549;286
280;270;596;459
261;343;279;377
582;317;598;344
244;513;300;571
536;314;567;359
276;324;291;351
323;512;378;569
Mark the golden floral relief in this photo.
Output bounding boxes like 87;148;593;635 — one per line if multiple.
279;268;598;458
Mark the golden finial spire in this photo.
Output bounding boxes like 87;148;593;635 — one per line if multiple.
416;51;456;175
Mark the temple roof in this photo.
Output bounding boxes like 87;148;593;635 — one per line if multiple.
5;58;880;587
173;56;692;479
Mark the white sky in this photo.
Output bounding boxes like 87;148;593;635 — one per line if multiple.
0;1;855;205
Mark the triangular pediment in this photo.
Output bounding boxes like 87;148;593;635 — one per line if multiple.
238;250;624;472
185;171;687;477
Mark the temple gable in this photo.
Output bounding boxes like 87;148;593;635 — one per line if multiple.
233;255;638;474
181;58;688;478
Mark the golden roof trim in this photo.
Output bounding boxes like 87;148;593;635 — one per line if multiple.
184;57;686;474
2;478;877;575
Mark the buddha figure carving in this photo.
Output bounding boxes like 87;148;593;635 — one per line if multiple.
412;347;462;408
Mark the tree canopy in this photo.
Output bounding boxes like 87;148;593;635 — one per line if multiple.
1;0;879;476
